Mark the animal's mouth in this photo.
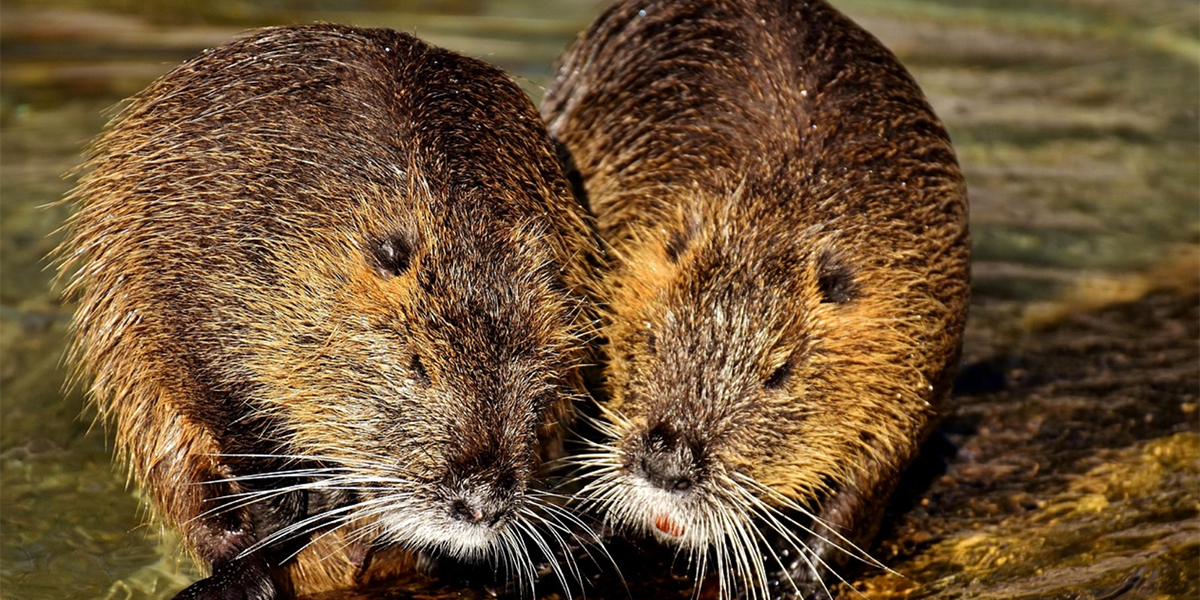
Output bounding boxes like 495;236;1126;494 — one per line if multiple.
617;476;699;544
365;488;519;561
448;497;512;529
653;512;686;537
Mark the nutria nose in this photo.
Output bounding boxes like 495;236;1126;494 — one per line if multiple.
449;497;509;528
639;450;697;493
636;423;704;492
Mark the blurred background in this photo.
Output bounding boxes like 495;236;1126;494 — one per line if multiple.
1;1;1196;599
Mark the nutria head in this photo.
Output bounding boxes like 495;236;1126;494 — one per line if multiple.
57;24;597;592
544;0;969;597
589;193;957;585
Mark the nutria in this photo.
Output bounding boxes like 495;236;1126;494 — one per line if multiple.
542;0;970;598
56;25;598;599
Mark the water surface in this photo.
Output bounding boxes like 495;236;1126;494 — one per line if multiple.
1;1;1196;598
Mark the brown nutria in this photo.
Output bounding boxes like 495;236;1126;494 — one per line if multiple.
55;24;599;599
541;0;970;598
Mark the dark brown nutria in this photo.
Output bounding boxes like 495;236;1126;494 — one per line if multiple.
56;24;599;599
542;0;970;598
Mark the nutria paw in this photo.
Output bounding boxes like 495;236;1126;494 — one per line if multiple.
173;552;276;600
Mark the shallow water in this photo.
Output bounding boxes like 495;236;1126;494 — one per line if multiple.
1;1;1196;599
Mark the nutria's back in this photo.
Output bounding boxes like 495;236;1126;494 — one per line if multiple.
545;0;965;252
59;25;597;597
543;0;969;597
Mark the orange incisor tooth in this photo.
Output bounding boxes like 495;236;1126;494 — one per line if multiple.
654;513;685;537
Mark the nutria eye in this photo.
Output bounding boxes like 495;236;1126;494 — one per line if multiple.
373;232;412;277
410;354;429;385
817;251;857;304
764;361;791;389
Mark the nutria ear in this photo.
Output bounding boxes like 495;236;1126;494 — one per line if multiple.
665;228;690;264
409;354;431;385
664;215;697;264
373;231;414;277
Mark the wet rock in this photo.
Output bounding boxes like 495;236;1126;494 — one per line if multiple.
856;288;1199;600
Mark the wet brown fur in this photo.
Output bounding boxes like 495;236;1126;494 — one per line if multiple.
542;0;969;597
57;25;597;597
